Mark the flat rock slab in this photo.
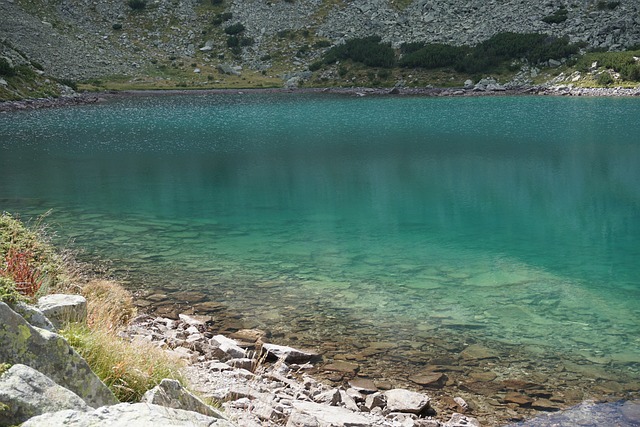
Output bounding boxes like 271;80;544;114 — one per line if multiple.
0;364;90;426
348;377;378;393
262;343;317;363
460;344;500;360
323;361;359;375
410;372;447;388
384;388;431;414
143;378;226;419
21;402;237;426
289;400;370;427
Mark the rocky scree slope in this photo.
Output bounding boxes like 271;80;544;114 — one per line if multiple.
1;0;640;82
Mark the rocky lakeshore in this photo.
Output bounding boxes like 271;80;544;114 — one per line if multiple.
0;293;480;426
1;83;640;113
122;312;481;427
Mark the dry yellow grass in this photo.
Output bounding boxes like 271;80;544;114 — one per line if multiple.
81;279;137;331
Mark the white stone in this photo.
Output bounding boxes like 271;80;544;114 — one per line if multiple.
211;335;247;358
21;402;237;426
443;413;481;427
37;294;87;329
384;388;431;414
288;400;370;427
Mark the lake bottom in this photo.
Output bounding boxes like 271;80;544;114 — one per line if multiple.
7;201;639;426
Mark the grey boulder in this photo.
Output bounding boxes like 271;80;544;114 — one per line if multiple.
0;364;91;426
37;293;87;329
21;402;237;426
143;378;226;419
0;302;118;408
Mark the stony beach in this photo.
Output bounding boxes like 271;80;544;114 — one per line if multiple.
129;284;640;427
1;84;640;113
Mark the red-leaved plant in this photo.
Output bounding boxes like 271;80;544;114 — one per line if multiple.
0;247;43;298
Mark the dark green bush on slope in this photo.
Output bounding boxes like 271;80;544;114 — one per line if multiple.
542;8;568;24
0;58;16;76
127;0;146;10
456;32;579;73
224;23;245;35
399;43;468;69
576;50;640;82
323;36;396;68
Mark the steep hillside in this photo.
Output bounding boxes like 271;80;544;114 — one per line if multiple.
1;0;640;89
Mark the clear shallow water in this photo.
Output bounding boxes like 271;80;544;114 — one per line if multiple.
1;93;640;410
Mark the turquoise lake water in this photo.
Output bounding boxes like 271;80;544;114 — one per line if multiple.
1;93;639;407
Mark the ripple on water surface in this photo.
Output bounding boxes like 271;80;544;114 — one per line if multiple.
1;93;640;423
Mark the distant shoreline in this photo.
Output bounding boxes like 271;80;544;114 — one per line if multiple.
2;85;640;112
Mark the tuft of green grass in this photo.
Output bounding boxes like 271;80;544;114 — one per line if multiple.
0;363;11;376
61;322;185;402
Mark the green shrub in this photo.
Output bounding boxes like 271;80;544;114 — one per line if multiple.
309;61;323;71
596;0;619;10
313;40;331;48
0;57;16;77
277;29;294;39
323;36;396;68
621;64;640;82
224;23;245;35
399;42;426;54
58;78;78;90
127;0;146;10
211;0;223;4
212;12;232;25
542;8;568;24
455;32;578;73
112;23;123;30
15;65;36;79
576;50;640;81
226;36;239;47
399;43;468;69
597;72;614;85
0;276;22;305
377;68;391;79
